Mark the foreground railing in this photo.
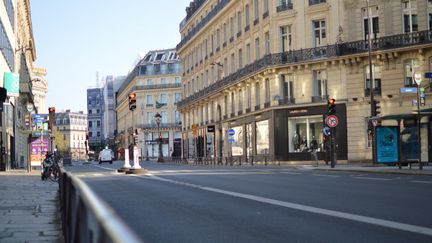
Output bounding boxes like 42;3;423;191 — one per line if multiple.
59;169;142;243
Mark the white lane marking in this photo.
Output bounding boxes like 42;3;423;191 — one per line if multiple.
92;173;104;177
313;174;340;178
145;175;432;237
150;172;272;176
353;177;392;181
411;180;432;184
280;172;302;175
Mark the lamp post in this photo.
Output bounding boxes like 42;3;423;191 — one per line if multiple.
154;112;164;162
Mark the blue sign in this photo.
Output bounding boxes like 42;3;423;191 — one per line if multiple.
425;72;432;78
228;138;235;144
322;127;331;136
376;126;399;163
228;128;235;136
400;87;417;94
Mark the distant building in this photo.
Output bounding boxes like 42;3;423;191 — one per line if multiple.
55;110;87;161
116;48;182;159
87;88;105;152
102;76;116;147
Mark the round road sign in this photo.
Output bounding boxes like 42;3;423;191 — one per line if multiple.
228;128;235;136
326;115;339;128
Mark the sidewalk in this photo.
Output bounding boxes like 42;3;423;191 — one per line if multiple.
307;163;432;176
0;170;63;243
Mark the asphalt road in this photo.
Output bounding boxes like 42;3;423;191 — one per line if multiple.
66;161;432;243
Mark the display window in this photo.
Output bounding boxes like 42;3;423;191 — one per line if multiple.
231;126;244;156
256;120;269;155
288;115;323;153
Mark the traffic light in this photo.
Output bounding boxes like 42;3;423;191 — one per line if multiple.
48;107;55;130
327;98;336;115
372;100;381;116
128;93;137;111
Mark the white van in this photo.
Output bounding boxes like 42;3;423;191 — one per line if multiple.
98;148;114;164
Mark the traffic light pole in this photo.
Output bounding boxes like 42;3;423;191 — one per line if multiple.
367;0;377;164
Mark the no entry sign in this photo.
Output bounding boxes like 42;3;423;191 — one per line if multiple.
326;115;339;128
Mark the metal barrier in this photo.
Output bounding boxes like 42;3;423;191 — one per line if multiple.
59;169;142;243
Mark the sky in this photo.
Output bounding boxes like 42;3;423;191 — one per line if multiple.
30;0;190;113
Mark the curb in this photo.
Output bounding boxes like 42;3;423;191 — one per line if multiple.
313;167;432;176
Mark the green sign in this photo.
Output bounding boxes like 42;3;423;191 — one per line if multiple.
3;72;20;97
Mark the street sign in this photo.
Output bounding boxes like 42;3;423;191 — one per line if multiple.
228;138;235;144
228;128;235;136
326;115;339;128
414;72;422;85
425;72;432;79
207;125;215;133
322;127;331;136
400;87;417;94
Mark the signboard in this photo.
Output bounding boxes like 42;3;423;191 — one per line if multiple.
3;72;19;97
228;128;235;136
322;127;331;136
375;126;399;163
400;87;417;94
207;125;215;133
425;72;432;79
30;137;50;167
325;115;339;128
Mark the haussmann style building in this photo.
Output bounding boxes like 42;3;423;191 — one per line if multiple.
176;0;432;164
116;48;182;160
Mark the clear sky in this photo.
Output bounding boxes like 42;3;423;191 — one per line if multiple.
30;0;190;113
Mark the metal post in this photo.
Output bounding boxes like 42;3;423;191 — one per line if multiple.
366;0;377;165
157;122;163;162
417;82;422;170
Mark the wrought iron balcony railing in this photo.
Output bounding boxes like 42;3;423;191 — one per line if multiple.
177;30;432;109
311;95;329;103
137;123;181;129
276;2;293;12
178;0;231;50
134;83;181;91
278;97;296;105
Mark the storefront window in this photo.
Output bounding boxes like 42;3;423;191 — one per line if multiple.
246;123;253;157
256;120;269;154
288;115;323;152
231;126;243;156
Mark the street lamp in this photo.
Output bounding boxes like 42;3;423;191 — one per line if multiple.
154;112;164;162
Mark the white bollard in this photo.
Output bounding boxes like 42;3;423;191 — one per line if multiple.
123;148;131;168
132;146;141;169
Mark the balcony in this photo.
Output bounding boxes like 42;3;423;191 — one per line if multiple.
244;25;250;33
276;2;294;12
253;18;259;26
223;115;228;120
254;105;260;111
237;32;242;38
263;11;269;19
176;30;432;109
238;110;243;115
364;88;382;97
229;37;234;43
222;42;227;48
311;95;329;103
278;97;296;105
264;102;270;108
309;0;326;6
246;107;251;113
135;83;181;91
137;123;181;129
230;112;235;117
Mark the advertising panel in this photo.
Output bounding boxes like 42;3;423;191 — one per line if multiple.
3;72;19;97
376;126;399;163
30;137;50;167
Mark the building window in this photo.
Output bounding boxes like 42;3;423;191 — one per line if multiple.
224;96;228;116
147;79;153;85
280;25;292;52
363;6;379;40
309;0;326;5
246;43;251;65
365;65;382;96
89;121;92;128
312;70;328;100
159;94;167;105
161;111;167;124
238;89;243;112
97;120;101;128
255;38;260;61
254;0;259;21
403;0;418;33
289;115;323;153
237;11;242;32
88;109;92;114
404;59;419;87
96;109;100;114
231;53;236;73
312;20;326;47
264;31;270;55
97;132;100;137
174;93;182;103
256;120;269;154
238;49;243;68
264;0;269;14
175;77;181;84
255;82;260;107
246;85;251;109
223;22;227;44
175;111;181;124
147;112;153;124
230;16;234;39
231;92;235;114
245;4;250;26
281;74;294;101
161;78;167;85
147;95;153;106
265;79;270;103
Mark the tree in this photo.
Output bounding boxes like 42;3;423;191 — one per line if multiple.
52;129;69;157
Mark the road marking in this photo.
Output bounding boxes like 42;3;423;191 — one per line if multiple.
280;172;302;175
149;172;272;176
146;175;432;237
313;174;340;178
411;180;432;184
353;177;392;181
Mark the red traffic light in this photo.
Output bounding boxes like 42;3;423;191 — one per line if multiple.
128;93;137;99
48;107;55;113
